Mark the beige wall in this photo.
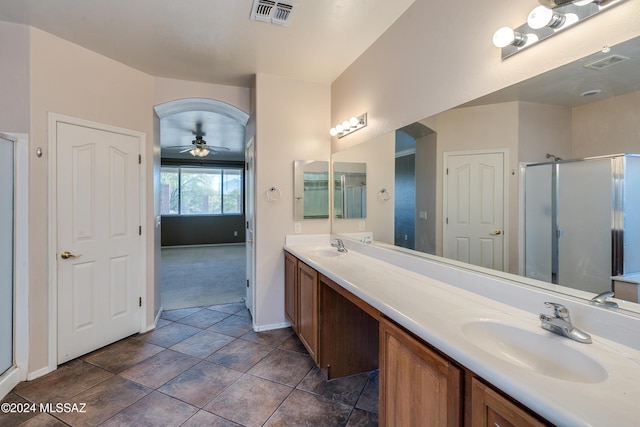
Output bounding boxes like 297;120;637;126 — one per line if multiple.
330;0;639;275
28;28;155;373
254;73;331;328
0;21;30;133
332;131;395;244
331;0;640;152
23;29;255;375
153;77;250;113
572;89;640;158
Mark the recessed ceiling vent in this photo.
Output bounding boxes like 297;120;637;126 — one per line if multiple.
584;55;630;71
250;0;297;27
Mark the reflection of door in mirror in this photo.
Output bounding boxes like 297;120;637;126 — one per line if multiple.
294;160;329;220
443;150;507;272
333;162;367;219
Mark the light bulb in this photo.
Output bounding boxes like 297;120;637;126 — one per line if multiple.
528;6;565;29
342;120;351;130
335;124;344;133
492;27;527;48
349;117;359;127
329;128;338;136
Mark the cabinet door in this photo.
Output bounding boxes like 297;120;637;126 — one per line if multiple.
284;252;298;332
380;317;462;427
298;261;318;361
470;377;548;427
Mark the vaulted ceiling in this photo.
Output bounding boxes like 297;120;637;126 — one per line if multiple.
0;0;416;159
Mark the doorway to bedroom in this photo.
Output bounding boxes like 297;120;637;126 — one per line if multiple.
156;99;250;311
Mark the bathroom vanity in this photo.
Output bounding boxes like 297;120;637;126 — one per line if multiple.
284;236;640;427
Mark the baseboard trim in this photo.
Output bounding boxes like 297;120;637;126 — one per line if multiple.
0;367;20;400
142;306;163;333
26;365;52;381
253;321;290;332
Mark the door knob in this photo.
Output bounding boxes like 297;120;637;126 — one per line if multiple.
489;230;502;235
60;251;82;259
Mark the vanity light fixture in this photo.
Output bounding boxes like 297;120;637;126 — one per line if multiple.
493;0;627;59
492;27;529;48
330;113;367;138
528;6;567;29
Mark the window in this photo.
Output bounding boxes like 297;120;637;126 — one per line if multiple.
160;166;243;215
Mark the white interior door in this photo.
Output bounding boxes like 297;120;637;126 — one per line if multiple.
245;136;255;317
56;121;142;363
444;151;506;271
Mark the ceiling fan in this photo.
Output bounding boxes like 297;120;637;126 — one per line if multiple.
164;121;231;157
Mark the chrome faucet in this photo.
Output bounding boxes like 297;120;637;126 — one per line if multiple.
331;239;348;253
539;302;592;344
590;291;619;308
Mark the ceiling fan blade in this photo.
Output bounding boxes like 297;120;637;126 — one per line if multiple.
178;147;192;153
207;145;231;151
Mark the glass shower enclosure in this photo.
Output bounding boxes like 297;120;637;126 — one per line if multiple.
523;154;640;295
0;135;14;377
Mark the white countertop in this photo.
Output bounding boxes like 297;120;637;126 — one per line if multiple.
284;238;640;427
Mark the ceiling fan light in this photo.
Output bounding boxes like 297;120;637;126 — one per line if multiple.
190;147;209;157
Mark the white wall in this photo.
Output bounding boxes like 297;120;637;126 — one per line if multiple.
253;73;331;329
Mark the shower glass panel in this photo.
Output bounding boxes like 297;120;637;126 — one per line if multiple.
556;158;612;294
524;163;553;282
0;136;14;376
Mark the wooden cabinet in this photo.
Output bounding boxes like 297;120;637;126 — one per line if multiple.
318;274;379;379
379;316;462;427
297;261;319;360
284;251;550;426
284;252;298;333
470;377;547;427
284;253;318;360
284;251;379;379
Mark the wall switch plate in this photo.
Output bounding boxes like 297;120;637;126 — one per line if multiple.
358;221;365;231
419;211;428;220
234;231;238;236
294;222;302;233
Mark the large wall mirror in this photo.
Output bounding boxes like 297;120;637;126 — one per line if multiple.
332;35;640;313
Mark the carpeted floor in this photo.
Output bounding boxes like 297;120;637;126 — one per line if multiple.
161;244;246;310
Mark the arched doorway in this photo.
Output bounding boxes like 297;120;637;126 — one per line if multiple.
154;99;252;312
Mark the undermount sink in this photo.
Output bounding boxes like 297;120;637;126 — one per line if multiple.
461;320;608;383
308;248;345;257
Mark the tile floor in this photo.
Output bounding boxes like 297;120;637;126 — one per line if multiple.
1;303;379;427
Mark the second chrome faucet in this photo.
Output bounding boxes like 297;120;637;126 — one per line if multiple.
540;302;592;344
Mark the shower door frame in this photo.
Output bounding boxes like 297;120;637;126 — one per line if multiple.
0;132;29;400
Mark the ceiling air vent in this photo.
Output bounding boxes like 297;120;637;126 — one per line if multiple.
250;0;297;27
584;55;630;71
